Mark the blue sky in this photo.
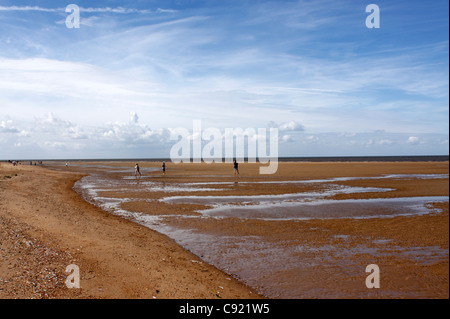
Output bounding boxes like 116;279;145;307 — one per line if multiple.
0;0;448;159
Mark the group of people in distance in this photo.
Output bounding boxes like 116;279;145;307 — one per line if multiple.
134;160;240;177
8;160;43;166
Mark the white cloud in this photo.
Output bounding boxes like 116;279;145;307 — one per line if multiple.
407;136;419;144
377;139;394;145
81;7;151;14
0;120;20;133
281;134;293;143
40;112;72;128
156;8;178;14
65;126;88;140
29;113;86;140
306;135;320;144
99;113;171;145
268;121;304;132
281;121;304;132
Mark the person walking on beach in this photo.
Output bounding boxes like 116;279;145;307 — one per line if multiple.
162;161;166;176
135;163;142;177
233;159;239;175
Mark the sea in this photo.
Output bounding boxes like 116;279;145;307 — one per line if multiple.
4;155;449;163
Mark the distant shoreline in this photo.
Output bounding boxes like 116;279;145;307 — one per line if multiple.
2;155;449;163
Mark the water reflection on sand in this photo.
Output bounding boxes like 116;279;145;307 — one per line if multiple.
65;162;449;298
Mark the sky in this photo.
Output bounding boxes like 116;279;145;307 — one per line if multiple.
0;0;448;160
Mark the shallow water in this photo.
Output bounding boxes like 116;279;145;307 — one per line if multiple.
68;163;449;298
197;196;448;220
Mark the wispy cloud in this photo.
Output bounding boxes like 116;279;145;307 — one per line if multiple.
0;6;59;12
0;5;175;14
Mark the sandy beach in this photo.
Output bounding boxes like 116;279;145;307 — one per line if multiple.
0;160;448;299
0;162;261;299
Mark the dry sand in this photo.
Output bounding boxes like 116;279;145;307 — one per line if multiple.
0;161;448;299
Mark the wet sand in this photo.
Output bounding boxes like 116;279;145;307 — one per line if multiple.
1;161;448;299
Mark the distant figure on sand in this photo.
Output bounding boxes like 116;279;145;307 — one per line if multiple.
135;163;141;177
233;159;239;175
162;161;166;176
